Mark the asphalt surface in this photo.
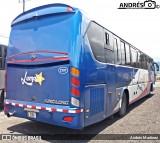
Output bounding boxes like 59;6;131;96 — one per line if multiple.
0;82;160;142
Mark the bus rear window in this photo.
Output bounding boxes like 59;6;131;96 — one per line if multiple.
8;13;74;56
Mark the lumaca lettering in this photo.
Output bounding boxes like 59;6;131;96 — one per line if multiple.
21;71;45;86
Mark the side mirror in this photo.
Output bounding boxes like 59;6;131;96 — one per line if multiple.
153;62;159;71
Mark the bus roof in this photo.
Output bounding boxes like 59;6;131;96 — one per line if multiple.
12;3;77;26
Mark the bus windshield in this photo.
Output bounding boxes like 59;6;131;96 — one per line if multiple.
8;13;74;57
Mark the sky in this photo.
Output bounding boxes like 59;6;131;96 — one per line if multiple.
0;0;160;61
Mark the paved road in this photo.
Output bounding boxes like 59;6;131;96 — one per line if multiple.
0;87;160;142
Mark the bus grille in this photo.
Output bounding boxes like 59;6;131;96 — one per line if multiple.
90;88;104;116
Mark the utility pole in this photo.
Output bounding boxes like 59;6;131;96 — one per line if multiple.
23;0;25;12
0;35;9;38
19;0;31;13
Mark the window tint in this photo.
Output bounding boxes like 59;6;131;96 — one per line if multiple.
115;38;121;64
87;22;105;62
149;58;154;71
125;44;131;65
137;52;142;68
146;56;149;70
114;38;120;64
120;41;125;65
131;47;137;67
105;32;114;64
105;33;109;45
141;54;148;69
87;22;150;68
105;31;114;51
105;50;114;64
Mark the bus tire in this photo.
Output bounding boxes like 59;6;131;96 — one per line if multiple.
0;90;4;109
119;92;127;117
146;84;153;98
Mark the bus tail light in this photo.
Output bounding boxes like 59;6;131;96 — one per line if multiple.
70;67;80;107
71;77;80;86
63;116;74;123
71;67;80;77
66;7;74;12
71;87;80;96
71;97;79;107
4;106;8;111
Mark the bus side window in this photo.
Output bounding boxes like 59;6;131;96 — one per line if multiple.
131;47;137;68
104;31;114;64
104;31;114;50
137;52;142;68
87;22;105;63
113;39;117;63
125;43;131;66
120;41;125;65
141;53;145;69
142;55;148;70
105;33;109;45
149;58;154;71
114;38;121;64
146;56;149;70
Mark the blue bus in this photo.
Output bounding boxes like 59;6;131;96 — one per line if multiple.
4;3;159;129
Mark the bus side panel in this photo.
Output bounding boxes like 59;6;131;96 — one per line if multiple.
106;64;116;117
84;84;106;127
129;69;150;104
83;34;107;127
113;87;124;112
116;66;133;88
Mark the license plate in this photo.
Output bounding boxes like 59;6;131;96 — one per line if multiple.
27;111;36;118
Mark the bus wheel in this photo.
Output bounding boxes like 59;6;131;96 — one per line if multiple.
0;90;4;109
119;92;127;117
146;84;152;98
